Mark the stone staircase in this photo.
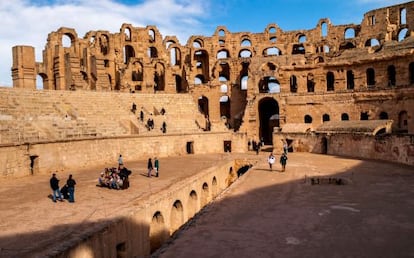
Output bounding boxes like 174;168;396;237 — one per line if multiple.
0;88;208;144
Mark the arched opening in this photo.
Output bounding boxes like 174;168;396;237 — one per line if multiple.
170;200;184;235
124;45;135;64
365;38;380;47
175;75;187;93
194;50;209;81
400;8;407;24
304;115;313;124
212;177;218;197
62;34;73;48
148;29;155;42
346;70;355;90
360;112;369;120
341;113;349;121
398;28;409;42
398;111;408;133
265;47;281;56
148;47;158;58
225;167;236;186
290;75;297;93
154;63;165;91
241;75;248;90
326;72;335;91
170;47;181;66
241;39;251;47
187;190;198;219
410;62;414;84
379;112;388;120
387;65;396;87
239;49;252;58
29;155;39;175
366;68;376;87
321;22;328;37
259;76;280;93
259;97;279;145
198;96;209;117
201;183;209;207
150;211;168;253
321;137;328;154
307;73;315;92
36;74;47;90
217;50;229;59
344;28;355;39
322;114;330;122
132;62;143;81
124;27;131;41
219;95;231;119
193;39;202;48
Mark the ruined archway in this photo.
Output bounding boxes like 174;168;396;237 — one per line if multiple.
198;96;209;117
149;211;169;253
170;200;184;235
187;190;198;219
259;97;279;145
200;182;209;207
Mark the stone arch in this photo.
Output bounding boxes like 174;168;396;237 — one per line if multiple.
149;211;169;253
398;28;409;42
187;190;198;219
154;62;165;91
62;33;74;48
198;95;209;117
304;115;313;123
148;46;158;58
132;61;143;82
259;97;279;145
259;76;280;93
241;75;248;90
398;110;408;132
307;73;315;92
37;73;48;90
218;62;230;82
219;95;230;119
148;29;155;42
387;65;396;86
99;34;109;55
344;28;355;39
194;50;209;81
217;49;230;59
170;47;181;66
124;27;131;41
269;36;277;43
326;71;335;91
239;49;252;58
212;176;218;196
264;47;281;56
365;38;380;47
347;70;355;90
170;200;184;235
194;74;204;85
321;22;328;37
341;113;349;121
201;182;209;207
400;8;407;25
339;41;356;50
175;74;187;93
193;39;203;48
241;38;252;47
322;114;330;122
124;45;135;64
366;68;376;86
290;75;297;93
379;111;389;120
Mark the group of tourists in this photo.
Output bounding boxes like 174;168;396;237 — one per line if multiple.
97;166;131;190
147;157;159;177
50;173;76;203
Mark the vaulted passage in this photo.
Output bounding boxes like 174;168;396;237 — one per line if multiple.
259;98;279;145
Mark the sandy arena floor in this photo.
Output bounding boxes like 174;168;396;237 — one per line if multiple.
0;152;413;258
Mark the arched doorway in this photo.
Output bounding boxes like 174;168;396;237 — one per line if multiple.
198;96;209;117
321;137;328;154
259;97;279;145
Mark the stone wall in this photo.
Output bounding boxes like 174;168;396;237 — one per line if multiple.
0;132;240;178
273;132;414;166
52;159;249;257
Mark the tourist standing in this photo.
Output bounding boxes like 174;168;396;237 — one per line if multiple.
118;154;123;168
154;157;159;177
50;173;63;202
268;153;275;171
283;140;288;154
66;174;77;203
140;108;144;122
147;158;153;177
280;153;288;172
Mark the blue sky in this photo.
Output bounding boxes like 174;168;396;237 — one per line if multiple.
0;0;409;86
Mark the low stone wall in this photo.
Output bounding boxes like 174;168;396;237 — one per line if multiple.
0;132;243;178
53;159;249;257
273;132;414;166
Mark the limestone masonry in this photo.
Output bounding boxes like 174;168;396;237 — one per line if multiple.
2;2;414;177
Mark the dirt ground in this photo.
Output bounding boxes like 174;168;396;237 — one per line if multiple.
0;152;413;258
154;153;414;258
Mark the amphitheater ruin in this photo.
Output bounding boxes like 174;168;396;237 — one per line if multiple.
0;1;413;257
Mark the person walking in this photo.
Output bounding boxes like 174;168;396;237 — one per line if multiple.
147;158;153;177
66;174;77;203
280;153;288;172
154;157;159;177
50;173;63;202
118;154;124;169
268;153;275;171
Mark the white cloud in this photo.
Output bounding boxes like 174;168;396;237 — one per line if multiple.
0;0;210;86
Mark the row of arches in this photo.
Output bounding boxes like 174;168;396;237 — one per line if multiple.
304;110;408;131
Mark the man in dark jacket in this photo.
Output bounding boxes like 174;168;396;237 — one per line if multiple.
66;174;77;203
50;173;63;202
